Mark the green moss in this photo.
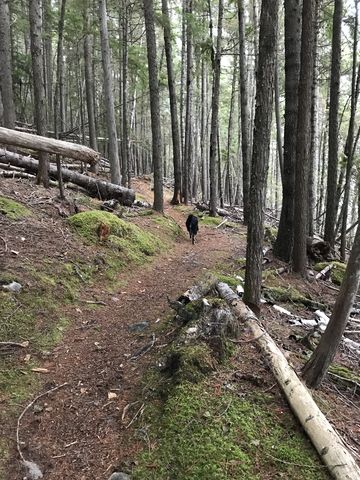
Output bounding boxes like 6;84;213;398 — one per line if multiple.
0;196;31;220
200;215;223;226
68;211;163;263
328;364;360;387
314;262;346;286
215;273;240;290
154;215;183;238
133;382;328;480
263;286;325;310
264;226;278;244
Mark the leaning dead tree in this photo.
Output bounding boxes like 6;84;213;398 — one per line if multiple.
0;149;135;205
0;126;99;165
217;281;360;480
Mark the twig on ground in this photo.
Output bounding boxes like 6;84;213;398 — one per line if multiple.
216;218;228;229
0;235;8;253
263;451;329;470
82;300;107;306
131;334;156;360
122;401;140;422
17;383;68;471
126;403;145;429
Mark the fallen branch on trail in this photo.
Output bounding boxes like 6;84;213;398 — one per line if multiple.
0;149;135;205
0;126;99;165
17;382;69;479
217;281;360;480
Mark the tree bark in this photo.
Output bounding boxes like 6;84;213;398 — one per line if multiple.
121;0;130;188
143;0;164;212
84;2;98;158
218;281;360;480
303;221;360;388
0;0;16;129
273;0;301;262
0;126;99;164
209;0;223;216
98;0;121;185
162;0;182;204
292;0;315;273
29;0;49;187
243;0;278;309
0;149;134;204
183;0;193;204
324;0;343;248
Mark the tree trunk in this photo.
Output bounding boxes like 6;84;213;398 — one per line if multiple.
308;0;320;238
98;0;121;185
84;2;98;162
0;149;135;204
121;0;130;188
0;0;16;129
183;0;193;204
303;220;360;388
324;0;343;248
243;0;278;309
162;0;182;204
209;0;223;216
143;0;164;212
43;0;53;128
340;0;359;260
54;0;66;199
274;51;283;180
273;0;301;262
225;57;237;206
238;0;250;224
292;0;315;274
29;0;49;187
218;281;360;480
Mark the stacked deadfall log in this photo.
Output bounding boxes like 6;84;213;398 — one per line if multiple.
0;149;135;205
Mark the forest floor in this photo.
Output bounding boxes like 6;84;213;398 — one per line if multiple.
0;176;359;480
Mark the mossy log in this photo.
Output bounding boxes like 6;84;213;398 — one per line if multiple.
217;281;360;480
0;149;135;205
0;126;99;164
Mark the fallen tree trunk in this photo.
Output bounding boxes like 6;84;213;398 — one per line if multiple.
217;281;360;480
0;149;135;205
0;126;99;165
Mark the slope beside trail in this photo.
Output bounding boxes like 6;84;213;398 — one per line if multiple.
7;183;245;480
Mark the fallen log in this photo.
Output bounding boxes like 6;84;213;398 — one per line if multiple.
0;149;135;205
0;126;99;165
217;281;360;480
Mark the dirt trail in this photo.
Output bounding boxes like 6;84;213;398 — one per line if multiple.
8;193;245;480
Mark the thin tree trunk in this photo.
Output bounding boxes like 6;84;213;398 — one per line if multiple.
226;57;237;206
324;0;343;248
0;0;16;129
121;0;130;188
162;0;181;204
98;0;121;185
143;0;164;212
274;50;283;180
340;0;359;260
29;0;49;187
209;0;223;216
43;0;53;128
183;0;193;204
54;0;66;199
84;1;98;174
292;0;315;274
238;0;250;224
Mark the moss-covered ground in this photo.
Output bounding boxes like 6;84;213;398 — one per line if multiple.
0;196;32;219
314;261;347;286
132;380;329;480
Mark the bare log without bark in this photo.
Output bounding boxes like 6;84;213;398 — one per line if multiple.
217;281;360;480
0;126;99;165
0;149;135;205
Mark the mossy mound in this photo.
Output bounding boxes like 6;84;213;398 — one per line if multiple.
68;210;163;261
199;214;223;226
263;286;325;310
133;382;329;480
0;196;31;220
314;262;346;286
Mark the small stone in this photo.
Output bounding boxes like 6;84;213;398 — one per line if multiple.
2;281;22;293
33;404;44;414
128;321;149;333
108;473;131;480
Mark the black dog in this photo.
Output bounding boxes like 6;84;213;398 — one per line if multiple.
186;214;199;244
